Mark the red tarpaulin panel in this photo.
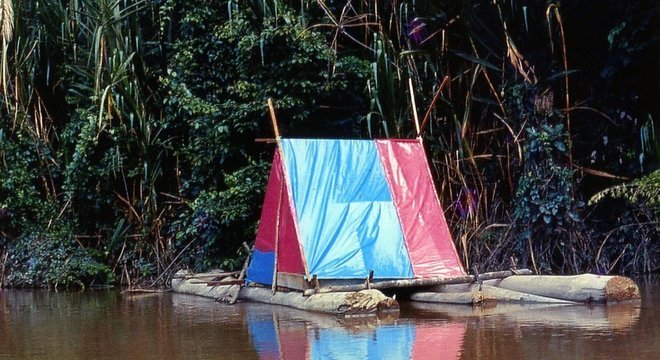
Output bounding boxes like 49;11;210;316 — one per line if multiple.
277;156;306;275
375;139;466;278
253;152;304;275
253;153;280;253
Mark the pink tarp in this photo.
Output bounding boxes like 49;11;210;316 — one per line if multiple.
253;153;279;253
376;139;466;278
254;152;305;275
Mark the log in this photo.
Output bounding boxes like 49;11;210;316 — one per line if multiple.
171;270;399;316
171;271;239;280
492;274;640;303
317;269;532;293
410;284;575;305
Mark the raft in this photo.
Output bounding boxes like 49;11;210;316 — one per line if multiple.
171;269;641;316
176;106;636;316
171;270;398;317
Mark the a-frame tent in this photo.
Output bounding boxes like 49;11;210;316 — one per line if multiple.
247;138;465;289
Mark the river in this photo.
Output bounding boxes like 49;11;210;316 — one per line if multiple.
1;276;658;359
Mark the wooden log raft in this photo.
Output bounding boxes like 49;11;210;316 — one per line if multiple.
171;270;398;316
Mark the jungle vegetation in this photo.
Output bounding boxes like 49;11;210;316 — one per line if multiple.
0;0;657;288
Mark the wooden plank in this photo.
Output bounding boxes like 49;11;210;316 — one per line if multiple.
276;272;309;291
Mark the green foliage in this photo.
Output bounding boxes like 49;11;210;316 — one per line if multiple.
1;0;168;288
506;84;587;272
1;0;658;287
590;170;660;217
367;33;407;138
162;2;368;271
172;161;269;270
514;124;580;228
4;233;113;289
586;170;659;273
0;127;53;238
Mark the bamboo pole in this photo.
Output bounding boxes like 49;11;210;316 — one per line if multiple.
408;78;420;135
266;98;285;294
266;99;312;279
271;172;284;294
267;98;280;138
315;269;531;293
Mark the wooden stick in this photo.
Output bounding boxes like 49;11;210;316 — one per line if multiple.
172;271;240;280
0;249;8;287
238;242;252;280
271;172;284;294
315;269;531;293
149;238;196;287
267;98;281;138
255;138;277;143
408;78;421;135
266;99;311;279
418;76;450;138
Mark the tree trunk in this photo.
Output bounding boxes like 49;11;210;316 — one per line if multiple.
410;284;575;304
491;274;640;303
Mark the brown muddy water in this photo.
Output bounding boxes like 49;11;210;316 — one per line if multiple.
1;276;658;360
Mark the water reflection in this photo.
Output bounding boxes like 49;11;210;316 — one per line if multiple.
404;297;650;359
1;277;658;360
407;302;641;334
245;307;466;360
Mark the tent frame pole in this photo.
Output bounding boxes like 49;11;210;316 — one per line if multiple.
271;173;284;294
268;98;283;294
408;78;421;135
267;98;281;138
314;269;532;293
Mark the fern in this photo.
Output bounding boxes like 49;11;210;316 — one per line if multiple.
589;170;660;215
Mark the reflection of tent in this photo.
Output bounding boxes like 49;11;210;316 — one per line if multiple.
247;309;466;360
247;138;465;288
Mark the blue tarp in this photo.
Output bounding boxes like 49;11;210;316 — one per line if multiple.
280;139;413;279
247;249;275;285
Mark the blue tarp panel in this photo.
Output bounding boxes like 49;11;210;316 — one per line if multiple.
310;324;415;360
246;249;275;285
280;139;413;279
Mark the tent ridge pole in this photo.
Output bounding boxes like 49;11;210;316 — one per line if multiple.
267;98;281;139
